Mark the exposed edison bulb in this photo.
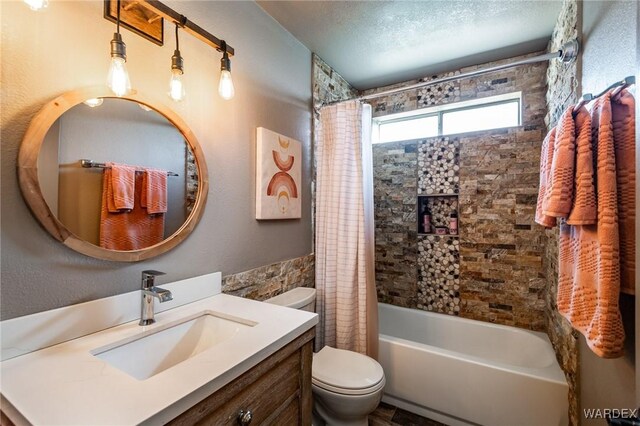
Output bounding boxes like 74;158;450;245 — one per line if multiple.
107;57;131;97
218;70;235;100
168;70;185;102
83;98;104;108
24;0;48;11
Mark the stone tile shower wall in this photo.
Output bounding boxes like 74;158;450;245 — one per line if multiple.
370;52;549;331
544;0;580;424
373;140;418;307
222;254;315;301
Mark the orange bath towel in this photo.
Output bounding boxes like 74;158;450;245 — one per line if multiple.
611;90;635;295
141;169;168;214
542;107;578;219
557;93;625;358
535;127;558;227
536;105;596;228
106;163;136;212
566;107;596;225
100;170;165;250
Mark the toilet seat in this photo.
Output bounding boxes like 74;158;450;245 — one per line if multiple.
312;346;385;396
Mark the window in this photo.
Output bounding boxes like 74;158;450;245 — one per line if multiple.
373;93;521;144
378;115;438;143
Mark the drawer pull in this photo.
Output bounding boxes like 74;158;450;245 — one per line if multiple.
237;409;253;425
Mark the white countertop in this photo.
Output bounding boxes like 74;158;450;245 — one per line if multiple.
0;293;317;425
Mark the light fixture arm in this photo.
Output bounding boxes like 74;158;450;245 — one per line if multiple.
110;0;126;61
127;0;235;57
219;40;231;73
171;22;184;73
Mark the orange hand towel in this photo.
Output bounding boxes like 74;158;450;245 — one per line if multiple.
535;127;558;227
100;170;165;250
140;169;168;214
566;107;596;225
542;107;577;219
611;89;635;295
558;93;625;358
106;163;136;212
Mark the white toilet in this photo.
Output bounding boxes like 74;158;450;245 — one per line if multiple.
266;287;385;426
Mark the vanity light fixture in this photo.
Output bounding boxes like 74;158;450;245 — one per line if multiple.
168;22;186;102
102;0;236;101
83;98;104;108
218;40;235;100
23;0;48;11
107;0;131;97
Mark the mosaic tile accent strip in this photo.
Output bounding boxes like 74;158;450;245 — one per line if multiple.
417;235;460;315
418;137;460;195
373;140;418;308
417;72;461;108
222;254;314;301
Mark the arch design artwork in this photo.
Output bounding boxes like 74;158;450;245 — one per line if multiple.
272;151;295;172
267;171;298;198
256;128;302;219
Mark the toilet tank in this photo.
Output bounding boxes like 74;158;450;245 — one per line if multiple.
265;287;316;312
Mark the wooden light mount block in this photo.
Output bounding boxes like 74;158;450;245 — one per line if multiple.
104;0;164;46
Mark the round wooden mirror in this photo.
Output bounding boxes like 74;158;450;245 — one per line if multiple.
18;87;209;262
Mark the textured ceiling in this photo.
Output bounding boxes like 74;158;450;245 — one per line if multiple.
257;0;562;90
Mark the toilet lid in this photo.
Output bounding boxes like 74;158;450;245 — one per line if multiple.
312;346;385;394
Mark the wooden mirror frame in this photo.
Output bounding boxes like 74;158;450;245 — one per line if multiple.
18;87;209;262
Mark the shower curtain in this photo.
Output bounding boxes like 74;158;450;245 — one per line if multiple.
315;100;378;359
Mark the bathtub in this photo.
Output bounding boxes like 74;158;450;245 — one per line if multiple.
378;303;568;426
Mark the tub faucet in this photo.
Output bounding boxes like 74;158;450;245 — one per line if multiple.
139;270;172;326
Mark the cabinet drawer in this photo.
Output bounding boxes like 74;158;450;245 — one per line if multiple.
169;327;314;426
208;351;300;424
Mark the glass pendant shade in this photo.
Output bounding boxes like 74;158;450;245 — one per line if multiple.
169;69;186;102
83;98;104;108
218;70;235;100
24;0;48;11
107;56;131;97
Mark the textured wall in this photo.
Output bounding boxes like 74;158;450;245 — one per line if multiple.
370;53;549;331
544;1;639;424
1;1;313;319
579;0;637;422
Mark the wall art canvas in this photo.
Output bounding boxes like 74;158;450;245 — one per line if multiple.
256;127;302;219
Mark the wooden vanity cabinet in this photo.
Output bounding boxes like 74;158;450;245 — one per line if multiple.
168;327;315;426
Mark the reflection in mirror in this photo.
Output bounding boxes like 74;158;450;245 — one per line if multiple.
37;98;199;250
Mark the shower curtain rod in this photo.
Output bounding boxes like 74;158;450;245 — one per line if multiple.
324;39;579;107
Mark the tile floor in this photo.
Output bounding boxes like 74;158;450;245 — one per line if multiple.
368;402;448;426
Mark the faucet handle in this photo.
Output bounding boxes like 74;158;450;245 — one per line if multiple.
142;270;166;278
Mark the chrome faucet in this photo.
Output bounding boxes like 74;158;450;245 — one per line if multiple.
139;270;173;326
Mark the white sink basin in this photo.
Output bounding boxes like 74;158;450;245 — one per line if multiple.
92;312;256;380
